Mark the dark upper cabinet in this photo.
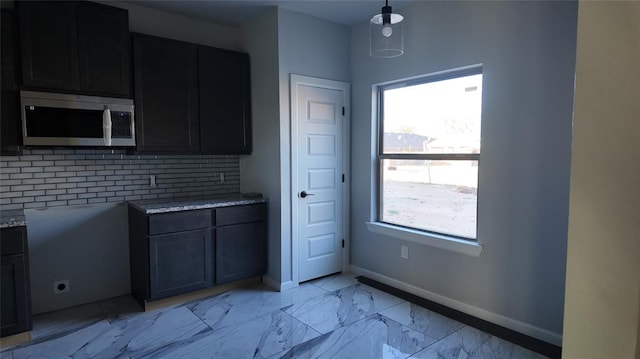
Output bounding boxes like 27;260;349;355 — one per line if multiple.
1;227;32;338
77;2;130;96
133;34;199;153
132;34;252;154
199;47;252;154
18;1;130;97
1;9;22;155
18;1;79;92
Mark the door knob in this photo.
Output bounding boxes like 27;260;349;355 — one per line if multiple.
300;191;315;198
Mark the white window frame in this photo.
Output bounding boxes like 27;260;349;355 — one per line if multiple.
367;66;483;257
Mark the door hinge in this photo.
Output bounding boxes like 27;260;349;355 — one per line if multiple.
342;239;345;248
342;174;345;183
342;107;345;116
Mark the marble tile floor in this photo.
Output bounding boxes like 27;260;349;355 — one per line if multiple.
0;273;547;359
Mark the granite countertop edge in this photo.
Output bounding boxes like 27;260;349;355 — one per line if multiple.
0;210;27;229
1;195;267;226
0;219;27;229
128;196;268;214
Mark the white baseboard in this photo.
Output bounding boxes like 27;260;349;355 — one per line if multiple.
350;265;562;346
261;275;295;292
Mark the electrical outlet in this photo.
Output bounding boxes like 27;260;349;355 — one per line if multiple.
150;174;156;188
219;172;225;183
53;280;70;295
401;245;409;259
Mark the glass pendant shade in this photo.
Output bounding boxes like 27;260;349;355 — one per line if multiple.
370;7;404;58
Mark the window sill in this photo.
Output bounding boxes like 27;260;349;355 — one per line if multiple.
366;222;483;257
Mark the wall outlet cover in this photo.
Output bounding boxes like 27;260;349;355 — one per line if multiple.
53;279;70;294
401;245;409;259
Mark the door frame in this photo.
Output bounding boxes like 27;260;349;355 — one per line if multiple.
290;74;350;287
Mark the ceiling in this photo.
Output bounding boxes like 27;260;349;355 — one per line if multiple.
126;0;419;27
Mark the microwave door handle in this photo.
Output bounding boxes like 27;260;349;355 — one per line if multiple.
103;106;112;146
130;109;135;138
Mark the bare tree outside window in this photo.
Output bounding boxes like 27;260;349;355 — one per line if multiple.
378;69;482;240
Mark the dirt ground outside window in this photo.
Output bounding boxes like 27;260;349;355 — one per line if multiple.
381;164;477;239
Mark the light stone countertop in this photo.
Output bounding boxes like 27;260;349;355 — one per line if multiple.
0;209;27;228
127;193;267;214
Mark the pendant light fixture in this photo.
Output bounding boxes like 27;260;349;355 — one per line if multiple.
370;0;404;58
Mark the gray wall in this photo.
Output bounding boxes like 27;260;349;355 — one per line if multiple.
95;0;240;51
563;1;640;357
26;203;129;314
275;8;351;286
349;1;577;341
238;8;283;283
238;8;350;287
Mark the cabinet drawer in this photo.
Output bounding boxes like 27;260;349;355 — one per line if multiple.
149;210;211;235
1;227;26;256
216;204;266;226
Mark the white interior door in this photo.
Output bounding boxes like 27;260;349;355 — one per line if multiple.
293;79;346;283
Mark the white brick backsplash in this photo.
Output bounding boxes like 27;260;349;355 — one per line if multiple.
8;161;32;167
46;200;67;206
12;197;35;203
10;173;33;179
0;149;240;211
1;179;21;186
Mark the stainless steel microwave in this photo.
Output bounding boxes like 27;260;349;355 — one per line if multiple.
20;91;135;147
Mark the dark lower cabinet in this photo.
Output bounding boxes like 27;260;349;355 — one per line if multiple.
128;202;267;307
215;204;267;285
149;229;213;300
1;227;32;338
216;222;266;284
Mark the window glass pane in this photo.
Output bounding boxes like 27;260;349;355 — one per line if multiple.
382;74;482;154
381;159;478;239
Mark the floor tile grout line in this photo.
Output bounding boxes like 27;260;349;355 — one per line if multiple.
405;324;470;359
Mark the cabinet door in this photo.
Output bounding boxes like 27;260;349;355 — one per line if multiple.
133;34;199;152
19;1;80;91
199;47;252;154
149;229;213;300
1;10;22;155
1;254;31;337
77;2;130;97
216;222;266;284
